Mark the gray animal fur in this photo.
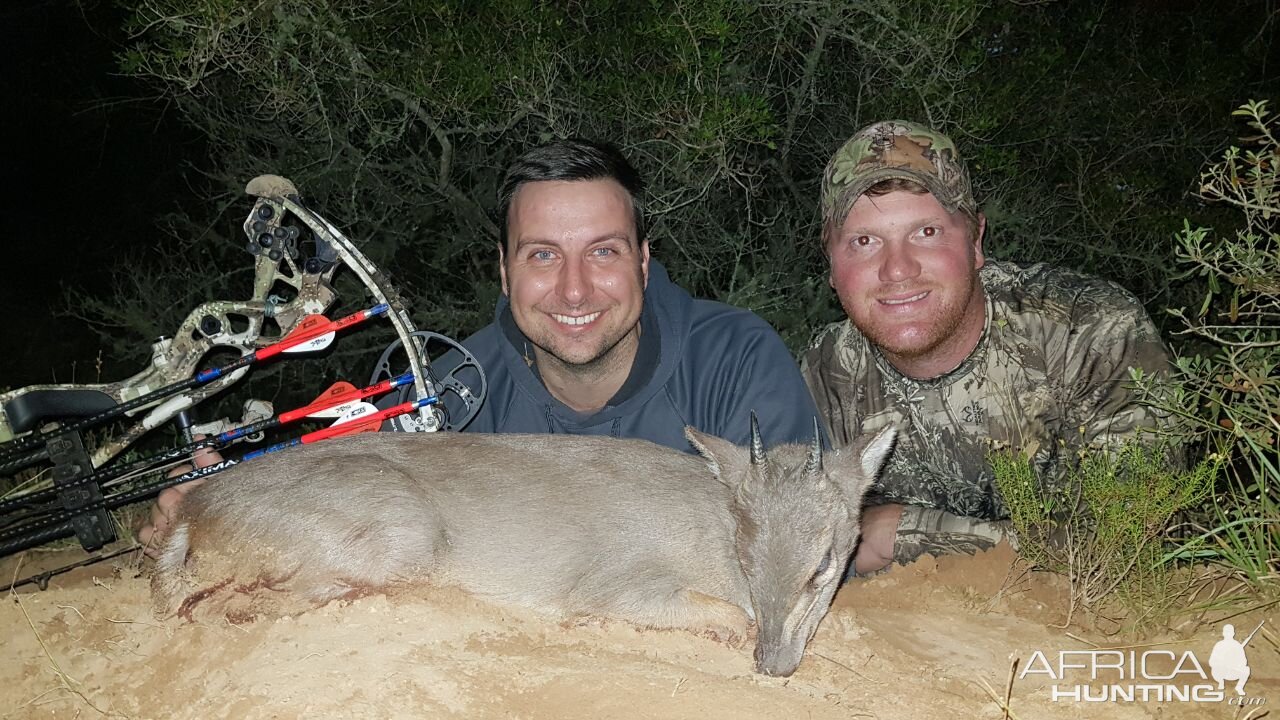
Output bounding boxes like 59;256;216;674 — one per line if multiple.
152;424;894;677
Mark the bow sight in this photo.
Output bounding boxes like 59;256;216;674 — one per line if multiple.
0;175;487;579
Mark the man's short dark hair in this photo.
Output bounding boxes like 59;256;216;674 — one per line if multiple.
497;139;647;252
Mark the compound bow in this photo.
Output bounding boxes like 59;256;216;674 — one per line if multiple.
0;175;487;580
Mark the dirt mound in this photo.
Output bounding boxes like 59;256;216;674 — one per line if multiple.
3;543;1275;719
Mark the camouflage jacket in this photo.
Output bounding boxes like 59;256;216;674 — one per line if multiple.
802;261;1170;521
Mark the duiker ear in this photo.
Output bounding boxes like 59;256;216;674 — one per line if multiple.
685;427;740;486
856;426;896;480
830;427;896;506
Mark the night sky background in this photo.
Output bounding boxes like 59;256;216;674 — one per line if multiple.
1;1;202;388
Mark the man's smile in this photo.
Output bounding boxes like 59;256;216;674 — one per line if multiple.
878;290;930;307
551;311;602;326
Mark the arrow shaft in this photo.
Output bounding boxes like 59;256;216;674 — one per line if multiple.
251;304;387;362
276;372;412;424
0;395;437;556
244;396;437;460
1;304;392;463
0;372;415;521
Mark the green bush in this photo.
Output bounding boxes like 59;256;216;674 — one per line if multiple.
1136;101;1280;589
992;440;1216;627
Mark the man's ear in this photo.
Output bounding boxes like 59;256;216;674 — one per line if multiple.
498;243;509;296
972;213;987;271
640;240;651;289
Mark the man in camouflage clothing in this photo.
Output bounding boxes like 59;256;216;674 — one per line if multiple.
803;120;1170;576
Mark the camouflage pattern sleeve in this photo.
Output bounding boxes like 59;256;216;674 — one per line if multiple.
801;321;858;449
892;506;1014;565
1051;277;1172;453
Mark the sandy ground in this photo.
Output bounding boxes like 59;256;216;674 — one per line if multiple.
2;542;1276;720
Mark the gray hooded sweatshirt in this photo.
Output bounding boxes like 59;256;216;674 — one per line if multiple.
454;261;821;452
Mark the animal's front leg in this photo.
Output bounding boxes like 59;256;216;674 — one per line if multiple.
667;589;754;648
561;579;753;646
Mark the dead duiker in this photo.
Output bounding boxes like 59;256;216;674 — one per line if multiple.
153;419;893;676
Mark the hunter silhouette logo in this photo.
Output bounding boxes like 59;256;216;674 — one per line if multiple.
1210;622;1261;696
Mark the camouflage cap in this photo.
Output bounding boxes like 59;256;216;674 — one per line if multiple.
820;121;976;234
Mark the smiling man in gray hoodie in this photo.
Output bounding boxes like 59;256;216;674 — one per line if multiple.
458;138;820;451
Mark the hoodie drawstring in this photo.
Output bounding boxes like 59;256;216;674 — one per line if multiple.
543;407;621;438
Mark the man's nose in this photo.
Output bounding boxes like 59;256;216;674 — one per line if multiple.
558;256;591;305
878;240;921;283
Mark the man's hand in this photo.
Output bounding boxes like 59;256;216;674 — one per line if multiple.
853;503;903;576
137;442;222;558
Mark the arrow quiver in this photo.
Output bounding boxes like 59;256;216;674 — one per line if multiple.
0;175;487;573
49;430;114;552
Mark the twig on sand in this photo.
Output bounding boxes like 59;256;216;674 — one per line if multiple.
1063;632;1098;648
811;651;873;682
984;559;1032;613
57;604;87;623
1211;597;1280;628
671;676;686;697
1065;636;1187;652
106;615;175;641
1260;624;1280;654
7;554;132;719
106;617;166;629
975;656;1020;720
8;687;64;715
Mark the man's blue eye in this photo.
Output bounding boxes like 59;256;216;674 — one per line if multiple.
533;250;554;261
593;247;614;256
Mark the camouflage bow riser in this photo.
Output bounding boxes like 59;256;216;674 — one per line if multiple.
0;175;440;470
0;176;473;568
